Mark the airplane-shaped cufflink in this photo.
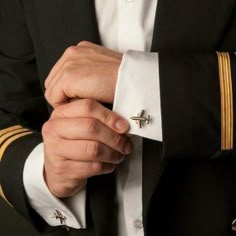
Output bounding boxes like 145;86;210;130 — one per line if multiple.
52;209;67;225
131;110;151;128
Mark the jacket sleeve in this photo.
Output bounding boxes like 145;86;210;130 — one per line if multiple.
0;0;52;232
158;9;236;159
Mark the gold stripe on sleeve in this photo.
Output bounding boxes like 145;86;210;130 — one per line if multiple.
0;125;22;137
226;53;234;149
217;52;233;150
217;52;226;149
0;185;12;207
0;128;30;147
0;127;33;206
0;131;33;161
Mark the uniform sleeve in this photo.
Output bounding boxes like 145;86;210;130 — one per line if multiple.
115;8;236;160
0;0;52;232
158;7;236;160
114;50;236;160
159;51;236;159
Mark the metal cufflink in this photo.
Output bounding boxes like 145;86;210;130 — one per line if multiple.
131;110;151;128
52;209;67;225
52;209;70;231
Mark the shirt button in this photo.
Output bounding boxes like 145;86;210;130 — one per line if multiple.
133;219;143;229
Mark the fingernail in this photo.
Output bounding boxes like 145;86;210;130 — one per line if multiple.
124;142;132;155
115;119;129;132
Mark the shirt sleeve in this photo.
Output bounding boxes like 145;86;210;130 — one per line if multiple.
113;50;163;141
23;143;86;229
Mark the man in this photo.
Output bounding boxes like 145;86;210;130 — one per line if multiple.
0;0;236;236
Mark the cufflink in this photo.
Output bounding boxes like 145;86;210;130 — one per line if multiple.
131;110;151;128
52;209;67;225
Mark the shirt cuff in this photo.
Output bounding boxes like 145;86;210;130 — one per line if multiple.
23;143;86;229
113;50;163;141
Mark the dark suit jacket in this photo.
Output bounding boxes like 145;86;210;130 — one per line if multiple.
0;0;236;236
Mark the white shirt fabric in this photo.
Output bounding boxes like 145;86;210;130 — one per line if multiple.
23;1;162;235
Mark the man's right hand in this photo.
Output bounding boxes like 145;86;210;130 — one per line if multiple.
42;99;132;198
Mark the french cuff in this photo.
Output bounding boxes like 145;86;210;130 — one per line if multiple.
113;50;163;141
23;143;86;229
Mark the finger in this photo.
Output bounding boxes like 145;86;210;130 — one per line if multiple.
47;158;116;181
45;118;132;155
67;161;116;179
51;99;130;134
56;140;125;164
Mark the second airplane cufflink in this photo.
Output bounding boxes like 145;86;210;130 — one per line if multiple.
131;110;151;128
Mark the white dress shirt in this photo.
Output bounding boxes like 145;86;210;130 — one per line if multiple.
23;1;162;236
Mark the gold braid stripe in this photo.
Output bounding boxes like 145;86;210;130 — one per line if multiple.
0;129;32;205
0;131;33;161
226;53;234;149
0;185;12;207
217;52;233;150
0;128;30;147
217;52;226;149
0;125;22;137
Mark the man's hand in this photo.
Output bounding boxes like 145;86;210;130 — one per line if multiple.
42;99;132;198
45;41;123;108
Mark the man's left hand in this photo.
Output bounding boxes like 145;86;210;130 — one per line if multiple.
45;41;123;107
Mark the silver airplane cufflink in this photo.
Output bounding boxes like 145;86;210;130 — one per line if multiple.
52;209;67;225
131;110;151;128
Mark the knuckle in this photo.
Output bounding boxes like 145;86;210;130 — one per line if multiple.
44;90;51;103
42;121;53;137
87;142;103;159
92;162;103;173
86;119;99;136
82;99;96;115
78;41;91;47
65;46;77;57
104;110;113;126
